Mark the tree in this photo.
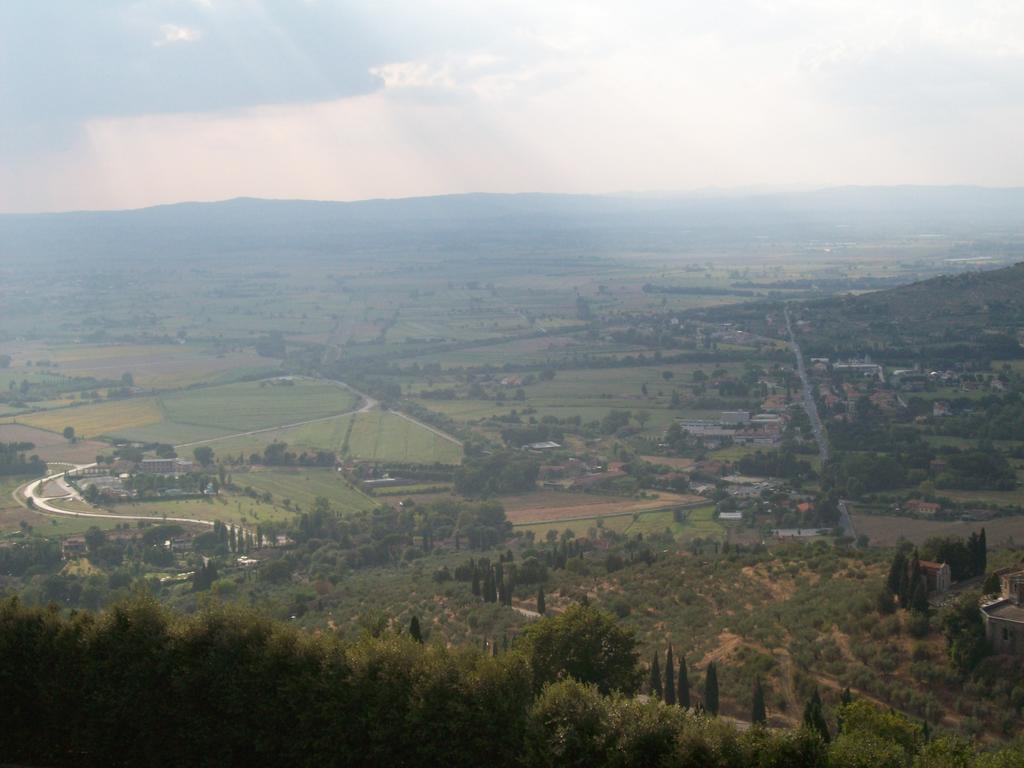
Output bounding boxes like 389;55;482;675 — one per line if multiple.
62;426;75;442
409;616;423;643
649;653;662;698
537;585;546;615
834;700;921;760
910;579;930;615
121;372;134;387
979;527;987;574
84;526;106;553
704;662;719;716
193;446;214;467
664;645;675;706
751;678;767;725
886;551;906;598
517;604;641;694
803;688;830;743
677;656;690;708
913;735;974;768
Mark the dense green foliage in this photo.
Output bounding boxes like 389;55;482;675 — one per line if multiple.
0;441;46;477
3;595;1023;767
454;451;540;496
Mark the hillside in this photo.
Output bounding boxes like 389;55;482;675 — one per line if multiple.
4;186;1024;265
781;261;1024;360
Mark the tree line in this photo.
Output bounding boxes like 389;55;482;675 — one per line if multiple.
2;596;1021;767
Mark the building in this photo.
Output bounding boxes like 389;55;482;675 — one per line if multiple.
982;571;1024;653
524;441;562;451
919;560;952;593
904;499;941;516
61;537;87;559
833;360;883;378
139;458;194;476
720;411;750;425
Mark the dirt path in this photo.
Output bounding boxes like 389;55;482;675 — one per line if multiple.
388;408;463;447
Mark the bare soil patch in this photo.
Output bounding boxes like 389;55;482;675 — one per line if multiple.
499;490;700;524
854;512;1024;548
638;455;695;470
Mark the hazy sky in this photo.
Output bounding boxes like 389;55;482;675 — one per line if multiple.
3;1;1024;212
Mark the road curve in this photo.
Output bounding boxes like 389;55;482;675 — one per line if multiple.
14;466;216;529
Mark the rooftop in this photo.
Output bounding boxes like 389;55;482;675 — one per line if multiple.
982;598;1024;624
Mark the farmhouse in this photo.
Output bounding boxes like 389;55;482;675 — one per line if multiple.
919;560;952;594
61;536;87;559
904;499;941;516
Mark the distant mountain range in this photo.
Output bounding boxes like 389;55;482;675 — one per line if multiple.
2;186;1023;264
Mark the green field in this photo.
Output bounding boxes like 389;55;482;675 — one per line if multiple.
10;378;359;445
516;503;723;541
235;468;377;514
192;409;462;465
346;411;462;464
104;496;293;528
160;380;357;433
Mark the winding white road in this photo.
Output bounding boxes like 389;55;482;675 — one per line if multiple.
14;466;217;529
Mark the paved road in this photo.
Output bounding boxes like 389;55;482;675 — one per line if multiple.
784;307;829;463
784;307;857;542
14;465;217;529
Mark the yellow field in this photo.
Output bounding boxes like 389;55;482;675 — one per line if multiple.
10;398;163;438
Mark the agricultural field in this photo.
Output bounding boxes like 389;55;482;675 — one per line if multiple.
10;398;165;439
500;489;701;525
6;379;359;445
851;511;1024;548
0;424;109;464
97;495;292;529
201;410;462;465
234;467;377;514
159;380;357;434
345;411;462;465
0;343;278;389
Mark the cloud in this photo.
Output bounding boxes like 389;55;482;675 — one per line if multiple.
5;0;1024;211
154;24;203;47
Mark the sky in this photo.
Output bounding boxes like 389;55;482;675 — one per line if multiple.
2;0;1024;212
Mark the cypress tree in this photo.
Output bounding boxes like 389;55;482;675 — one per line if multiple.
678;657;690;708
803;688;830;742
704;662;719;716
910;578;929;614
472;569;481;597
492;638;498;657
664;645;676;705
487;570;498;603
903;555;922;609
409;616;422;643
886;551;905;597
980;527;988;573
537;585;546;615
649;653;662;698
751;678;767;725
